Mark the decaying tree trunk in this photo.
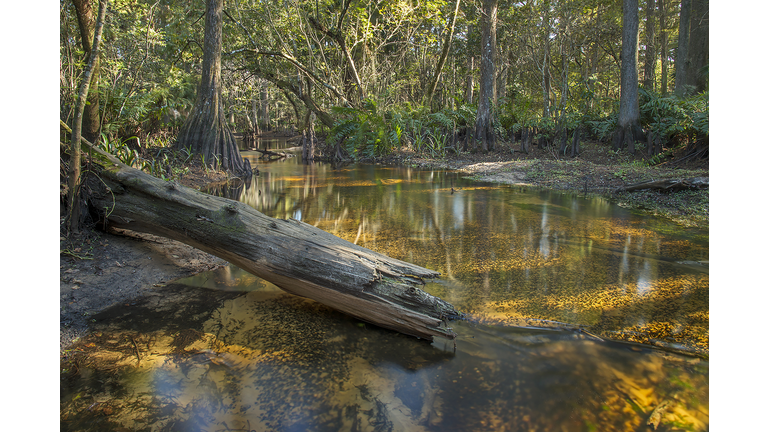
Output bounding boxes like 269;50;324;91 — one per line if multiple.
614;177;708;193
83;144;462;341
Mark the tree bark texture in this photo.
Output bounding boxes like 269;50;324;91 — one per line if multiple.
176;0;252;176
67;0;108;234
686;0;708;93
541;1;552;118
570;127;580;157
643;0;656;90
659;0;668;95
83;149;462;341
615;0;643;152
475;0;498;153
465;54;475;104
675;0;692;97
302;111;316;162
72;0;102;143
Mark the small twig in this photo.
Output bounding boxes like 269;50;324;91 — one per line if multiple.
129;335;141;366
60;249;94;260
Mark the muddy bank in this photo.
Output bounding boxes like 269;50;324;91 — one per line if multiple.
59;165;233;352
59;229;227;351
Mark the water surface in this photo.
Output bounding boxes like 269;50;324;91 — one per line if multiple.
61;143;708;431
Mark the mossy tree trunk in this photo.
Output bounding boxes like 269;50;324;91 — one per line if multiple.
72;0;102;144
67;0;107;235
83;146;461;341
176;0;252;176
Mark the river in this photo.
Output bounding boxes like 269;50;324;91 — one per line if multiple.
60;139;708;431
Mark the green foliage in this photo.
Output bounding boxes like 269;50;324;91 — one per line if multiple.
98;133;141;168
639;89;709;145
328;99;478;159
328;99;397;159
498;94;537;132
586;111;618;142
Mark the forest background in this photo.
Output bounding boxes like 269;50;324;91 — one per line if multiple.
0;0;760;430
59;0;709;167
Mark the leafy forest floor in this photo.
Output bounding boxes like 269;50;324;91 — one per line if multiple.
60;138;708;352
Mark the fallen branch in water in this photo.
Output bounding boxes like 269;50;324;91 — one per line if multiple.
71;128;462;341
614;177;708;193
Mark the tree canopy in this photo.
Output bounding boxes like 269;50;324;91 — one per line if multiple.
60;0;708;161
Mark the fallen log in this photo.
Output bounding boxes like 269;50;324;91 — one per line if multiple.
249;148;295;159
614;177;709;193
77;134;462;340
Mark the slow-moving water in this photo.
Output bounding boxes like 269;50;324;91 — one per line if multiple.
60;141;708;431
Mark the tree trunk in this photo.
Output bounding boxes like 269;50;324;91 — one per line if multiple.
83;147;462;341
659;0;669;95
260;83;270;131
302;111;316;162
465;54;475;104
643;0;656;91
570;127;580;157
426;0;462;106
615;177;708;192
686;0;708;93
72;0;102;143
675;0;692;97
521;127;530;154
475;0;498;153
559;128;568;155
176;0;252;176
67;0;108;235
541;1;552;118
251;97;260;135
615;0;643;153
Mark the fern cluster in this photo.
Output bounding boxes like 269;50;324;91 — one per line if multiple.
327;99;397;159
327;99;478;159
639;89;708;144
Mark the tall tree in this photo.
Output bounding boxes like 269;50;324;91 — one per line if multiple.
614;0;643;153
67;0;108;235
176;0;252;175
425;0;462;107
643;0;656;90
71;0;103;143
541;0;552;117
675;0;692;96
475;0;498;152
686;0;708;93
659;0;669;95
